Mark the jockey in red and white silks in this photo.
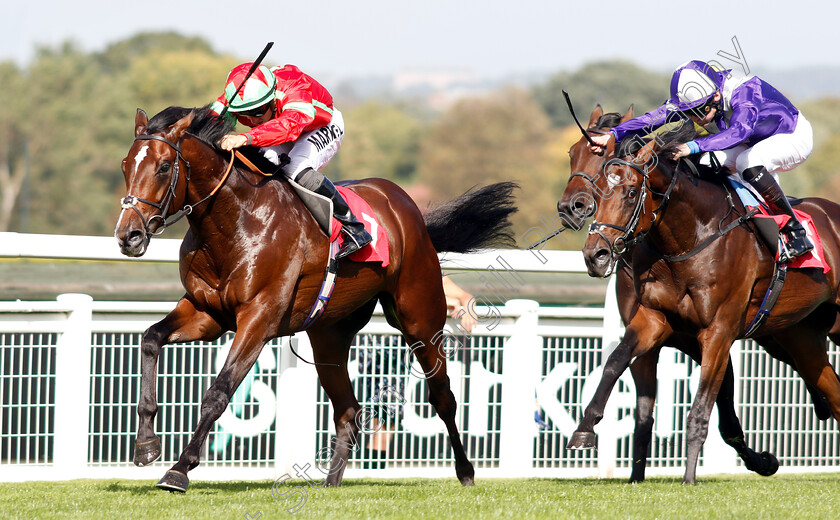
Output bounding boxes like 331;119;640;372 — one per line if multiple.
210;63;370;259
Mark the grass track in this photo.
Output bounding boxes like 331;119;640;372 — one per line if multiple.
2;474;840;520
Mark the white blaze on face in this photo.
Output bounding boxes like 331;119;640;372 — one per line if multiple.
134;144;149;173
115;144;151;239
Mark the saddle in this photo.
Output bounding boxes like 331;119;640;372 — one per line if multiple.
680;155;827;271
232;149;389;266
675;157;828;338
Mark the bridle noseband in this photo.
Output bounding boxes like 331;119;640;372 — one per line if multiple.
121;134;192;235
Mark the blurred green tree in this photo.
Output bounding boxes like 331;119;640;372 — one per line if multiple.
0;62;28;231
533;60;667;128
328;101;424;182
416;88;566;243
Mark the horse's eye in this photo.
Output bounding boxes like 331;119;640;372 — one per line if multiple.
628;188;637;200
158;162;171;174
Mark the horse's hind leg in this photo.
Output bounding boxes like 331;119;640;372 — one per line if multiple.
306;299;378;487
775;326;840;424
760;335;834;421
714;354;779;476
383;286;475;486
135;297;223;467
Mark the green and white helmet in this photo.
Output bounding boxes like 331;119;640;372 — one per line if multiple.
223;63;277;112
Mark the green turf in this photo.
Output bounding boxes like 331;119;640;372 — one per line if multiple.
2;474;840;520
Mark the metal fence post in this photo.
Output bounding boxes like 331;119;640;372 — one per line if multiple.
275;334;319;478
52;293;93;478
499;299;541;476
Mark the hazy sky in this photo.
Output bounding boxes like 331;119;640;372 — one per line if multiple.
3;0;838;79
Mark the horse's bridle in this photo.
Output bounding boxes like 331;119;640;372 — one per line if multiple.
121;134;192;236
120;134;238;236
586;157;678;259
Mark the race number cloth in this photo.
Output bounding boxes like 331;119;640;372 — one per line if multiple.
729;178;828;272
329;186;390;266
755;208;828;272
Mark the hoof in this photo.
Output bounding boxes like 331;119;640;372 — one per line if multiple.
755;451;780;477
628;473;645;484
566;431;597;450
743;450;780;477
156;470;189;493
457;462;475;486
134;437;161;467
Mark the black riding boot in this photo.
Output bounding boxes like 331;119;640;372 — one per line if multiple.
296;168;372;259
743;165;813;261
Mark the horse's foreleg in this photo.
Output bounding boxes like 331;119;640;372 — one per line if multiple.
136;297;223;467
683;331;736;484
157;313;268;493
628;349;659;483
568;310;671;450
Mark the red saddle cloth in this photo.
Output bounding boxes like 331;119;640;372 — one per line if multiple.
752;206;829;273
329;185;390;266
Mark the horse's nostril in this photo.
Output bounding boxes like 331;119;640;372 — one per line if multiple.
594;248;610;261
127;230;144;246
572;202;593;219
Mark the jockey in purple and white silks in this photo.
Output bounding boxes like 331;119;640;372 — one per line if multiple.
589;60;814;261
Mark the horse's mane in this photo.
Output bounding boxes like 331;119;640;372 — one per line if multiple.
146;105;234;151
616;120;698;161
591;112;623;131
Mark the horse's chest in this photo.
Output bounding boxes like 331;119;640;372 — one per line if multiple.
635;265;679;311
637;274;718;328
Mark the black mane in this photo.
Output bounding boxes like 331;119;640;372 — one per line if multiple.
145;105;234;151
616;120;698;161
591;112;623;131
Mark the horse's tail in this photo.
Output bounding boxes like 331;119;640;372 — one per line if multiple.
424;182;519;253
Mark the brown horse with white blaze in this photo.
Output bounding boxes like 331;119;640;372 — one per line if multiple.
115;106;519;492
556;105;803;481
567;122;840;483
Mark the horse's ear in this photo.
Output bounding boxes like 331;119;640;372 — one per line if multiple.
587;105;604;129
636;139;658;164
165;111;195;142
620;104;634;123
135;109;148;137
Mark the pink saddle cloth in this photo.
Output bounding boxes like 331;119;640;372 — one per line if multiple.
751;206;829;273
328;186;390;266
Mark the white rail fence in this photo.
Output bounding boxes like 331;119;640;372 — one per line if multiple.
1;232;839;483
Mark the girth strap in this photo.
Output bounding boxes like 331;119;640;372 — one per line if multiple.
741;261;788;339
301;240;340;330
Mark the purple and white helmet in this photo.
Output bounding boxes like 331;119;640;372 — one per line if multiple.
667;60;727;112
